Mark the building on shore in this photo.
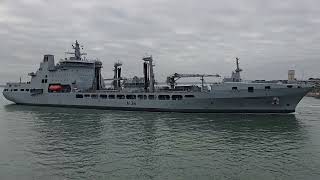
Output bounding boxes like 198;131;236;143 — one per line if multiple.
307;78;320;98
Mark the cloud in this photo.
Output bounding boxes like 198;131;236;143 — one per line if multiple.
0;0;320;84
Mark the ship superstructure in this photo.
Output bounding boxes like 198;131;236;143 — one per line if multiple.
3;41;313;113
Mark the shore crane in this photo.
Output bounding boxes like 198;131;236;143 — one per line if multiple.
166;73;220;90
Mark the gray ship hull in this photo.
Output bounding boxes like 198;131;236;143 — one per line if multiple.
3;86;311;113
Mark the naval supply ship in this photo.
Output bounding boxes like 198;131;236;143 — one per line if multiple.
3;41;313;113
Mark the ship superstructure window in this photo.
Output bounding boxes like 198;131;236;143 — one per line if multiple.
14;89;18;91
109;95;115;99
126;95;136;99
148;95;155;100
30;89;43;94
172;95;183;100
91;94;98;99
117;95;125;99
26;89;29;91
158;95;170;100
248;87;254;92
232;87;238;90
76;94;83;98
185;95;195;98
265;86;271;90
20;89;24;91
4;89;8;91
287;85;293;88
138;95;147;100
100;94;108;99
84;94;90;97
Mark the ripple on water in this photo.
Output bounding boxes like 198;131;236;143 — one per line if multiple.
0;97;320;179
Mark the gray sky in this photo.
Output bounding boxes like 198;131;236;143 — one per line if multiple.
1;0;320;84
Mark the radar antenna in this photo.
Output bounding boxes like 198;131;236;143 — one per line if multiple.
65;40;87;60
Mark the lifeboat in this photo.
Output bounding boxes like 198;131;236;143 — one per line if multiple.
49;85;62;91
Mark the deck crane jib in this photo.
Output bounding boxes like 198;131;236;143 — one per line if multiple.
167;73;220;91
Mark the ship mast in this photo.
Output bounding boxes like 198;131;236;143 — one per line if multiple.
74;40;81;60
65;40;87;60
235;57;242;73
232;57;242;82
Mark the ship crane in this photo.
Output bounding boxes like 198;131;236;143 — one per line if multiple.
167;73;220;90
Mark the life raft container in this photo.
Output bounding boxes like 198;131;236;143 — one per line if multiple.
48;85;62;91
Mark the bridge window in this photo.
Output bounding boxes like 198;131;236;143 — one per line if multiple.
91;94;98;99
126;95;136;99
76;94;83;98
100;94;108;99
185;95;195;98
109;95;115;99
84;94;90;97
158;95;170;100
265;86;271;90
138;95;147;100
232;87;238;90
248;87;254;92
30;89;43;94
148;95;155;100
117;95;125;99
172;95;183;100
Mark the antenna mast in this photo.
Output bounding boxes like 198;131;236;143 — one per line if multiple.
235;57;242;73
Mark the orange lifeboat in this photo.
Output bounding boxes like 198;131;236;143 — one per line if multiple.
49;85;62;91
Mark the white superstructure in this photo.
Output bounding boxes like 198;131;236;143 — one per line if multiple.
3;41;313;113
